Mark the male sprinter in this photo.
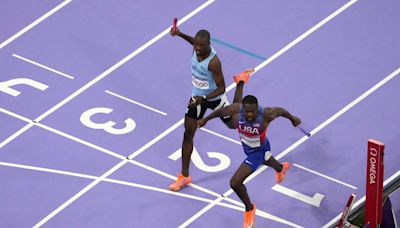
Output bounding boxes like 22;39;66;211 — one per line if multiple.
169;27;238;191
198;74;301;228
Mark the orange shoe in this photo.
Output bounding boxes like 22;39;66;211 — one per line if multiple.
275;162;290;183
243;204;256;228
169;174;192;191
233;68;254;84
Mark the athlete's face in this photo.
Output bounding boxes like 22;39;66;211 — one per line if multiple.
193;36;210;57
242;103;258;122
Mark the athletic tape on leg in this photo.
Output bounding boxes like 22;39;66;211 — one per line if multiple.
264;151;272;161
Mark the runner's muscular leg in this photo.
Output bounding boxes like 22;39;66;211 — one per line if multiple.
233;81;244;104
230;162;254;211
263;155;283;172
223;81;245;129
181;116;198;177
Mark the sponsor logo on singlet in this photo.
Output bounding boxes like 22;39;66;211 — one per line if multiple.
192;75;209;89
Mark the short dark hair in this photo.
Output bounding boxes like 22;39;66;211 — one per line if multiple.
195;29;210;41
242;95;258;105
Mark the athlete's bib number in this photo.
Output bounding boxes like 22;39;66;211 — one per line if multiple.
192;76;209;89
240;134;261;148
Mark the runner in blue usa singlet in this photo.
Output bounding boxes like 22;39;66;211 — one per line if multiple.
237;105;271;171
198;90;301;228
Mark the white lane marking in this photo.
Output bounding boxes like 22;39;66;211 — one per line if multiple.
13;54;74;79
294;163;357;189
0;0;73;50
105;90;167;116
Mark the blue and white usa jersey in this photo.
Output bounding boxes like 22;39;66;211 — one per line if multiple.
237;106;267;153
